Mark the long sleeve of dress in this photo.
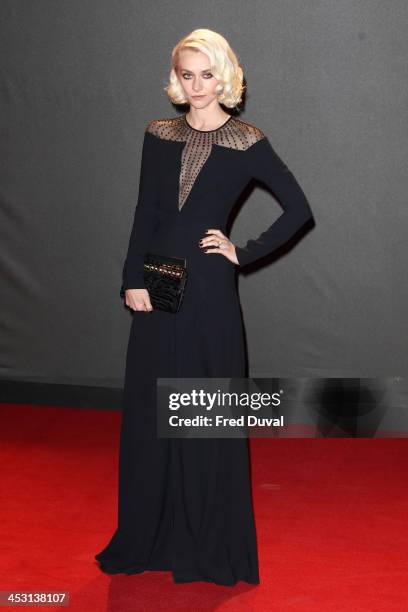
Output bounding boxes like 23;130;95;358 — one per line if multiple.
235;136;313;267
120;127;159;292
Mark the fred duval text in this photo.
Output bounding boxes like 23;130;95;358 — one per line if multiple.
167;415;284;428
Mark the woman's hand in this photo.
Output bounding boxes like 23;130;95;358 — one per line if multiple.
198;228;239;265
125;288;153;312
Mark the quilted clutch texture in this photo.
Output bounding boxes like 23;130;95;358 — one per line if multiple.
120;253;187;313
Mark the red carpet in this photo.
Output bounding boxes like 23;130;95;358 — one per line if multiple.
1;403;407;611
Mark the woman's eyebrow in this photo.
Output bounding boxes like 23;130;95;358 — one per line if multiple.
180;68;211;73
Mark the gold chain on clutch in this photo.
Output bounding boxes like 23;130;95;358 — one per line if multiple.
144;262;184;278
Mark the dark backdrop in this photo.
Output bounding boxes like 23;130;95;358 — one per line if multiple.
1;1;407;390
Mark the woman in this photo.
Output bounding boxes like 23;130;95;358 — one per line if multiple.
95;28;313;586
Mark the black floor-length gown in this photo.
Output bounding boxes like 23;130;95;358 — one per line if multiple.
95;113;313;585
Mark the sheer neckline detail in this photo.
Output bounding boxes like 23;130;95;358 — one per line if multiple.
183;113;233;133
145;114;266;211
146;115;265;150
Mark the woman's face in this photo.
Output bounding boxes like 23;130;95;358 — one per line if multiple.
176;49;220;108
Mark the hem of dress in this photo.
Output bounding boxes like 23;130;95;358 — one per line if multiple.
94;556;260;586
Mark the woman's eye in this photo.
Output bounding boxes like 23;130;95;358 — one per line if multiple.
182;73;213;79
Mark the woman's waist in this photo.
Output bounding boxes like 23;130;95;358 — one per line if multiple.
150;220;227;251
156;209;227;230
147;228;235;279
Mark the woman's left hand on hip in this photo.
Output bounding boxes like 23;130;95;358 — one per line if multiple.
198;228;239;265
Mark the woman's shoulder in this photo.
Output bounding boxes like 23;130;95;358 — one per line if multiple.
144;115;185;140
231;116;267;147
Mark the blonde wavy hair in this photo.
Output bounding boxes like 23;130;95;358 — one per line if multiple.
164;29;245;109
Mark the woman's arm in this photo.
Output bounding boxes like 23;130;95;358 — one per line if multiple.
120;126;159;293
235;135;313;267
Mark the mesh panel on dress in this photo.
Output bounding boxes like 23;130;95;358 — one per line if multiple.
146;115;266;211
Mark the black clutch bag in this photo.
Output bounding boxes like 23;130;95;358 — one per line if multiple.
120;253;188;313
